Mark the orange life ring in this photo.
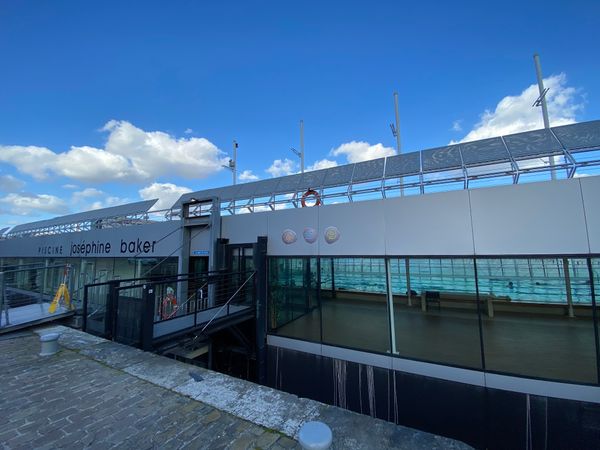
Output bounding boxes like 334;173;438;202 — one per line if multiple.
161;290;178;320
301;189;321;207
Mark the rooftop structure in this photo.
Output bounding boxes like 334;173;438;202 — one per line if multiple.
3;120;600;239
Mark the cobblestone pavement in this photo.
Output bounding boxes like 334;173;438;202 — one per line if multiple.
0;332;299;450
1;327;470;450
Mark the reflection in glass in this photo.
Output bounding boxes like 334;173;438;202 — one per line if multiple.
321;257;390;353
268;257;320;342
477;258;590;304
390;258;483;369
478;257;597;384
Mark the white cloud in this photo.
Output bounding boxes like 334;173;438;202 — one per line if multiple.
184;128;194;134
239;170;259;182
55;145;135;182
0;145;57;180
266;158;297;177
0;193;69;216
307;159;338;171
452;120;463;132
88;196;131;211
139;182;192;210
459;73;583;142
331;141;396;163
0;174;25;192
72;188;104;204
70;188;131;212
0;120;228;183
62;184;79;190
102;120;228;180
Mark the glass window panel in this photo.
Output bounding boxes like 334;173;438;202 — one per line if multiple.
321;257;390;353
66;258;82;304
476;258;581;304
268;257;320;342
94;258;114;284
390;257;483;369
593;258;600;380
478;257;597;384
46;258;68;296
113;258;137;280
136;257;178;279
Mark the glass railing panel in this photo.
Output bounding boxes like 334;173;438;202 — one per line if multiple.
85;283;109;337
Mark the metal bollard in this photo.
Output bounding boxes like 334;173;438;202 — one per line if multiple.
298;421;332;450
39;332;60;356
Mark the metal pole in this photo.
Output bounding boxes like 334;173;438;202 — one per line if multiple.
533;53;555;180
563;258;575;318
393;92;402;153
232;140;238;185
393;92;404;196
300;120;305;173
0;272;10;326
232;140;237;215
405;258;412;307
385;258;398;354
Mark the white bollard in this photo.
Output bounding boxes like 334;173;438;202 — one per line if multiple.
39;332;60;356
298;421;332;450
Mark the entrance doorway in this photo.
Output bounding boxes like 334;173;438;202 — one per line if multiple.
189;256;209;275
227;245;254;273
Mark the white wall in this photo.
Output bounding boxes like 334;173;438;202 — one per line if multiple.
222;211;268;245
0;221;182;258
218;177;598;257
385;190;474;256
7;177;596;260
189;226;211;254
266;206;319;256
318;200;386;256
469;179;589;255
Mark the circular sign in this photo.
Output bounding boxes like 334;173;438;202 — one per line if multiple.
324;226;340;244
303;227;318;244
282;229;297;244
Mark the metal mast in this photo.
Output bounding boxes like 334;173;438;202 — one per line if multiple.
533;53;555;180
291;120;305;173
393;92;402;154
300;119;305;173
232;140;238;185
391;92;403;195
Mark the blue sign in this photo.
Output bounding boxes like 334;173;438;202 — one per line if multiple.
192;250;210;256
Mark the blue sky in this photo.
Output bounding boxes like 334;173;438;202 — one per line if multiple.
0;0;599;230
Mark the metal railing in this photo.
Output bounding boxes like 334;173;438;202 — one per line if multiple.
83;269;257;349
6;122;600;235
0;263;74;329
4;208;177;239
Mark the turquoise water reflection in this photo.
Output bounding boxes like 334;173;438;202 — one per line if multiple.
316;258;593;305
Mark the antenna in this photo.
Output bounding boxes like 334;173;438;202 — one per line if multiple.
300;120;305;173
392;92;402;153
222;139;238;185
532;87;549;108
291;120;305;173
